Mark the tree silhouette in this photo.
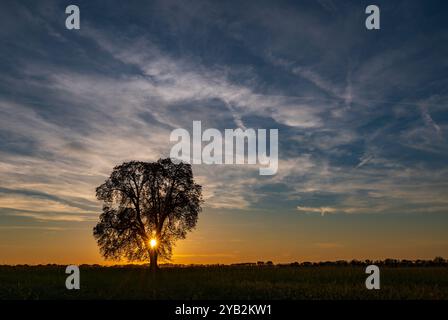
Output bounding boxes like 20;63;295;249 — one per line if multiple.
93;158;203;272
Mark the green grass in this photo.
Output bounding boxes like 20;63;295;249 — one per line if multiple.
0;265;447;300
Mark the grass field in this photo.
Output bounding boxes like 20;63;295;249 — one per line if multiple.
0;265;447;300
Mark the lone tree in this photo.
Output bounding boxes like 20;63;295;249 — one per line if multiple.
93;158;203;272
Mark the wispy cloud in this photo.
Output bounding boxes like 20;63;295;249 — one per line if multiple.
297;206;337;216
0;0;447;224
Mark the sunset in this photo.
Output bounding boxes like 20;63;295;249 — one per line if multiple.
0;0;447;315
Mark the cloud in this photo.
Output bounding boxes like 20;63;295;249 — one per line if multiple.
419;104;442;136
0;0;447;225
0;187;98;212
355;153;374;169
0;207;94;222
316;0;338;13
297;206;337;216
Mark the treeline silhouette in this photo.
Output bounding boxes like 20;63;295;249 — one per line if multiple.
160;257;447;267
228;257;448;267
2;257;446;268
274;256;448;267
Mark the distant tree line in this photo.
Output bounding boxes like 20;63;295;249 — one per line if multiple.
227;257;448;267
2;257;447;268
275;257;448;267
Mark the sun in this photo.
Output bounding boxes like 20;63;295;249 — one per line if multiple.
149;238;157;248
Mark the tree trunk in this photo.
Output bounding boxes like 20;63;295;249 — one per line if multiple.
149;250;158;273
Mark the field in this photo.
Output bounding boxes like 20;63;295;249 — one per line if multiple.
0;265;447;300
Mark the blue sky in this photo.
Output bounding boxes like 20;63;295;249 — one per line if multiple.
0;0;447;264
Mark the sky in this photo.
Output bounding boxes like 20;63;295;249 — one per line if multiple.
0;0;447;265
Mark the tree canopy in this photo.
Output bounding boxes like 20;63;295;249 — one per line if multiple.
93;159;203;270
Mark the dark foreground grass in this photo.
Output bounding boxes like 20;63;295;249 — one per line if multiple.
0;265;447;300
